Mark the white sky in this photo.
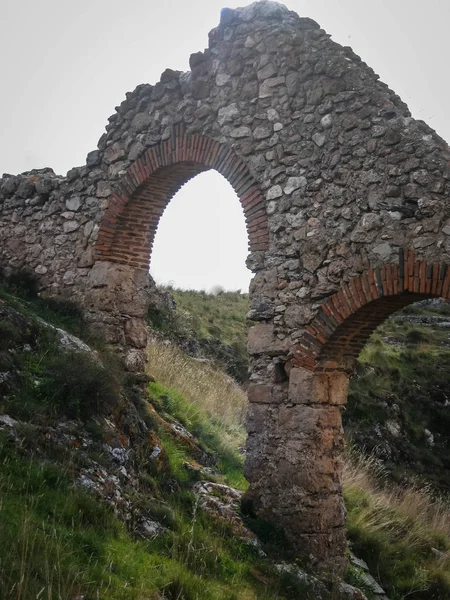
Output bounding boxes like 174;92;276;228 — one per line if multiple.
1;0;449;291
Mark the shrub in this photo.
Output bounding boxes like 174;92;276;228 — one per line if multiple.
0;269;39;298
0;320;22;350
38;351;120;420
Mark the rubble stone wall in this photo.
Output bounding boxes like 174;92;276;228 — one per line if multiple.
1;0;450;574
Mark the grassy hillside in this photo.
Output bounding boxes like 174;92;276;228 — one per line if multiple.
147;288;250;382
0;278;321;599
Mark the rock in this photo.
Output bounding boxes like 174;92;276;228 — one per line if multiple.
217;103;240;125
130;112;151;133
312;132;326;146
194;480;262;547
338;583;368;600
128;141;145;162
259;76;285;98
284;176;307;195
17;178;35;198
248;323;290;355
350;554;370;571
0;415;18;428
230;126;251;138
359;573;387;596
216;73;231;86
124;318;148;348
150;446;162;459
267;185;283;199
66;196;81;212
273;563;329;596
140;518;165;538
257;63;278;81
320;114;333;129
372;242;392;260
253;125;272;140
96;181;111;198
86;150;102;167
63;220;79;233
125;349;147;372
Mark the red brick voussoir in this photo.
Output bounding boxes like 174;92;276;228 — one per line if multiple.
292;249;450;373
95;127;269;269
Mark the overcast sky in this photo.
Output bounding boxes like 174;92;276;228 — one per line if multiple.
1;0;449;291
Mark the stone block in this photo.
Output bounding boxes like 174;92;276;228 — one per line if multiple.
88;261;110;288
246;403;272;434
124;318;148;349
247;383;274;404
278;404;342;433
247;323;290;356
288;367;349;406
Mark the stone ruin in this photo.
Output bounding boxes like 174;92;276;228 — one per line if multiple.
1;0;450;574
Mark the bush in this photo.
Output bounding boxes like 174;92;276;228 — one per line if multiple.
0;269;39;298
38;351;120;420
405;328;425;345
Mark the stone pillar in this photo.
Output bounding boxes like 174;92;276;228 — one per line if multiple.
244;363;350;575
83;261;151;371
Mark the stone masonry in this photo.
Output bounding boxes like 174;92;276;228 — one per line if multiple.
1;1;450;574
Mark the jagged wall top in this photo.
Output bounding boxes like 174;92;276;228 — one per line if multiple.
1;0;450;310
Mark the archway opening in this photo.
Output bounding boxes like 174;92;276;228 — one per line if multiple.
95;131;269;271
343;294;450;485
150;170;251;292
337;294;450;596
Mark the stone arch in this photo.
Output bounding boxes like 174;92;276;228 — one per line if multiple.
292;248;450;372
95;125;269;270
273;249;449;572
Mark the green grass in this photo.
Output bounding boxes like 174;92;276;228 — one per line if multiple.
148;381;247;490
0;431;311;600
168;289;250;346
0;317;120;423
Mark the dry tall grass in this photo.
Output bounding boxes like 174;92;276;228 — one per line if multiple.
343;447;450;558
147;337;248;432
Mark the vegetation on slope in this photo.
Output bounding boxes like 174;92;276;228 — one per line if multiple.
346;312;450;490
344;451;450;599
147;288;250;382
0;278;315;600
2;275;450;599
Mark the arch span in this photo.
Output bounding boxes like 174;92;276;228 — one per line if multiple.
292;249;450;372
95;126;269;269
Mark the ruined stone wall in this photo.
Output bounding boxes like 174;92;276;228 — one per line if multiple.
0;166;99;296
2;0;450;573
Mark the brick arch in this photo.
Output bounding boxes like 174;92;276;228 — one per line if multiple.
95;126;269;269
292;249;450;373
